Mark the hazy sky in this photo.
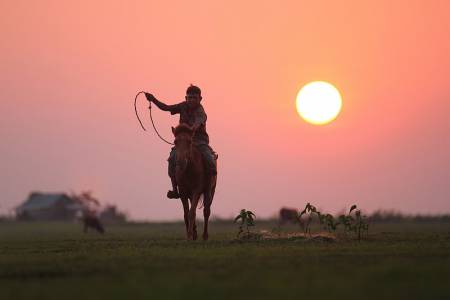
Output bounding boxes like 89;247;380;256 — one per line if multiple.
1;0;449;220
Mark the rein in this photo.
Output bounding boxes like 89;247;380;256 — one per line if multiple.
134;91;175;146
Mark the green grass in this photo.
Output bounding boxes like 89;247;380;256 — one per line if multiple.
0;221;449;300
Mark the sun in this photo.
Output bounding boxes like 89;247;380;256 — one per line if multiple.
296;81;342;125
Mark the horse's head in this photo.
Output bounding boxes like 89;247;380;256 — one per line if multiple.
172;123;195;172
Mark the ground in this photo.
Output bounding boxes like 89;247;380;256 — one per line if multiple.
0;220;449;300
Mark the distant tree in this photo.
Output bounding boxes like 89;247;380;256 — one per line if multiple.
70;191;100;209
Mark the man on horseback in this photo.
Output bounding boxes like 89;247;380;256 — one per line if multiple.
145;85;217;199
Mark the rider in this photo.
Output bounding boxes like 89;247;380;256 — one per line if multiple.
145;85;217;199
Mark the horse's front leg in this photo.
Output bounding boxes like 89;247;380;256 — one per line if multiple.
188;192;201;241
181;197;190;239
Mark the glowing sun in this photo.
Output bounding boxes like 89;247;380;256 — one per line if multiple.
296;81;342;125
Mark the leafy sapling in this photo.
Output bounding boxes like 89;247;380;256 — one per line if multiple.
338;205;357;234
338;204;369;241
234;209;256;238
298;203;321;235
354;209;369;242
322;213;339;233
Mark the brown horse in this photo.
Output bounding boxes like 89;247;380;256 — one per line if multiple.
172;123;217;240
82;209;105;234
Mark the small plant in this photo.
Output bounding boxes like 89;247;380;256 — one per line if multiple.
234;209;256;238
354;209;369;241
299;204;339;234
298;203;320;235
319;213;339;233
338;205;357;234
338;205;369;241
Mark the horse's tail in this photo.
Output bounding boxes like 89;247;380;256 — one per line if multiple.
198;194;204;209
198;175;217;210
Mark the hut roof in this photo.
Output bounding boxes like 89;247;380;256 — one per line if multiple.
17;193;76;211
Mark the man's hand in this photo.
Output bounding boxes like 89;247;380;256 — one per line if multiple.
145;92;156;103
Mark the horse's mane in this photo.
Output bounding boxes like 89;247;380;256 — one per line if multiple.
174;123;194;136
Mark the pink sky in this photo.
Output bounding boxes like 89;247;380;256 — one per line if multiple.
1;0;449;220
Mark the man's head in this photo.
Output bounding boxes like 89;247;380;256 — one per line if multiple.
185;84;202;108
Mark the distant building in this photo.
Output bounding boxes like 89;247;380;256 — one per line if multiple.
16;192;83;221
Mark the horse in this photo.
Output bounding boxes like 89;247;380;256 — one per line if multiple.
279;207;301;225
172;123;217;240
82;209;105;234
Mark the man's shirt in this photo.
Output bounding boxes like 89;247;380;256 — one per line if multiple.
169;102;209;145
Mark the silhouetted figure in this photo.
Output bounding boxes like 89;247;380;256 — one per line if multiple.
166;124;217;240
145;85;217;199
83;210;105;234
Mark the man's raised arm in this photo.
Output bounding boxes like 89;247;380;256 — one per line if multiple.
145;93;173;111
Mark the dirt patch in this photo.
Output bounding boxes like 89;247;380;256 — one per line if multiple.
260;230;336;242
234;230;337;243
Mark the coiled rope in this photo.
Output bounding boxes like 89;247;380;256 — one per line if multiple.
134;91;174;146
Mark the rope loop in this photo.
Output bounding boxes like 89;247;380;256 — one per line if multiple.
134;91;175;146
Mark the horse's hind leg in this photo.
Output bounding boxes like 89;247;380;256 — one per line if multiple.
203;176;217;241
202;200;211;241
188;193;201;241
203;178;216;241
181;197;189;239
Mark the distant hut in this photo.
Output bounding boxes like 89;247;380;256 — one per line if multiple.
279;207;300;224
16;192;83;221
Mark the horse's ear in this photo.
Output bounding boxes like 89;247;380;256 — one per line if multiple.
171;126;176;135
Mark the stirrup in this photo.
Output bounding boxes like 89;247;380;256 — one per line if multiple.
167;190;180;199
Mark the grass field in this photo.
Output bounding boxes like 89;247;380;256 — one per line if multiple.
0;220;449;300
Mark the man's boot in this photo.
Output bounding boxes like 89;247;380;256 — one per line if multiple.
167;176;180;199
